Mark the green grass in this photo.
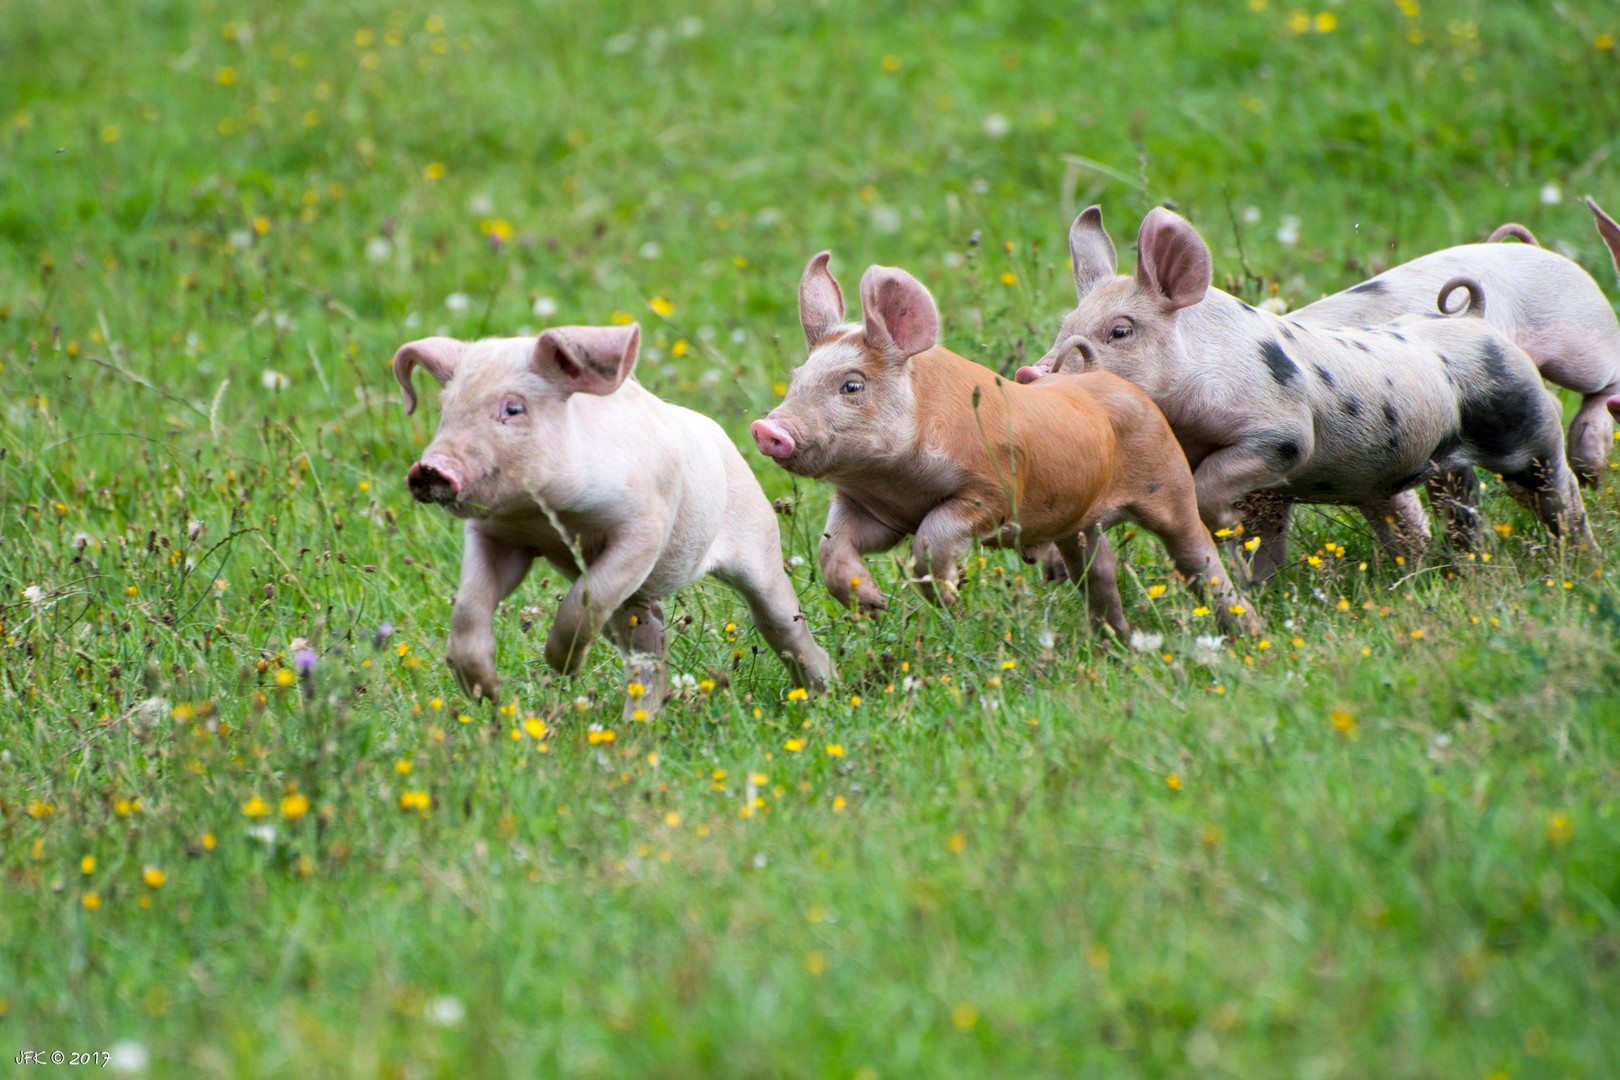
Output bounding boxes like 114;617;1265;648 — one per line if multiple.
5;0;1620;1075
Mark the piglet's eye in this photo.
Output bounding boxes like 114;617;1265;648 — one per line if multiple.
503;402;526;417
840;379;864;395
1109;324;1132;340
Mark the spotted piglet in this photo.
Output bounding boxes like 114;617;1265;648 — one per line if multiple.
397;324;832;719
751;252;1259;638
1293;196;1620;486
1019;207;1598;577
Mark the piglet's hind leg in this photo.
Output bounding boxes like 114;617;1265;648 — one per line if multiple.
1057;526;1127;637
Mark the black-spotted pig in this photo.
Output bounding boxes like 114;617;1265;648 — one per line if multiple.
1019;207;1597;579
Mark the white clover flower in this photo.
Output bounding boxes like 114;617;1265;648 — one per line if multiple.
22;584;44;604
1129;631;1164;652
730;328;746;344
638;240;663;260
531;296;559;319
246;824;278;845
1242;206;1262;225
73;531;92;550
677;16;703;37
983;113;1011;138
671;673;697;692
425;995;466;1027
1277;216;1301;248
1540;183;1562;205
468;193;494;215
444;292;471;314
261;369;289;391
970;177;990;194
1193;635;1225;664
755;207;782;228
943;251;965;268
1259;296;1289;315
870;206;901;234
229;229;253;250
788;555;805;568
365;237;393;264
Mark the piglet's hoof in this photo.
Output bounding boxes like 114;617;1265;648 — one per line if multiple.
543;631;591;676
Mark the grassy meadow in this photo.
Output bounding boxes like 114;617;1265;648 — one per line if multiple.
5;0;1620;1075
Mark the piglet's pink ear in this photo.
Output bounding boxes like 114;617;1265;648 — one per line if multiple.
533;324;641;396
393;336;464;415
800;251;846;348
859;265;939;359
1134;207;1211;311
1070;206;1117;301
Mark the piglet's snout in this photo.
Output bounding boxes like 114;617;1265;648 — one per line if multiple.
407;455;462;504
751;418;797;461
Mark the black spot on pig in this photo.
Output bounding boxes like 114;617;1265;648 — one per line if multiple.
1256;432;1302;469
1280;324;1296;342
1238;301;1259;314
1386;331;1407;343
1341;396;1362;418
1349;279;1387;295
1313;364;1336;388
1352;340;1372;353
1459;377;1550;461
1382;401;1399;429
1477;338;1514;381
1259;340;1299;385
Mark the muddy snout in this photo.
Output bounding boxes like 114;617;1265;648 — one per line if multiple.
407;455;463;505
750;418;797;461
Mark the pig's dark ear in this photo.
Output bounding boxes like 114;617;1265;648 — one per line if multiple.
859;265;939;359
1134;207;1211;311
534;324;641;396
1070;206;1117;301
800;251;845;348
393;337;463;415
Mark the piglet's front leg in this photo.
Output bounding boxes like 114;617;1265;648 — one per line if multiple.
606;601;668;723
819;493;904;614
910;496;995;607
544;529;663;677
447;523;534;701
1190;444;1298;536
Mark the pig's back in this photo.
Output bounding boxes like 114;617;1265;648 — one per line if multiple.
1291;243;1620;391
